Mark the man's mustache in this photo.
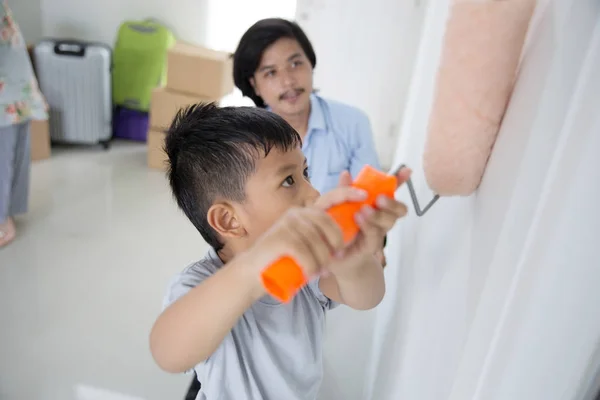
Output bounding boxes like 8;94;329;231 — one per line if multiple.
279;88;305;101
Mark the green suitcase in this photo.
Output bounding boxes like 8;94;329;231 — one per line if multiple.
112;19;175;111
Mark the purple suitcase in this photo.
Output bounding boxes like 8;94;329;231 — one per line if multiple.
113;107;149;141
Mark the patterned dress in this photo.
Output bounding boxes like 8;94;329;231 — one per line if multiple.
0;0;47;128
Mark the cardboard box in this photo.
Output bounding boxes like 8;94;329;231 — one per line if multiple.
150;86;214;131
166;42;234;98
30;119;51;162
147;129;168;170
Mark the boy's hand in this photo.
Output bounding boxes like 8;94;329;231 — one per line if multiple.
245;187;369;296
322;168;411;268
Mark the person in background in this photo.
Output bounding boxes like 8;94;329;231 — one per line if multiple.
232;18;387;267
0;1;47;248
233;18;381;195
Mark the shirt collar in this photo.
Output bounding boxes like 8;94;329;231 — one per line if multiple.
307;93;327;133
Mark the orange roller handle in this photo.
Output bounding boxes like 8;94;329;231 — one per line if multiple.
260;165;398;303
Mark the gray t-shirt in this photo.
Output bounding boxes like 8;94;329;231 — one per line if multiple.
162;249;337;400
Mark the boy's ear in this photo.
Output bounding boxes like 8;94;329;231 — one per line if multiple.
207;203;245;239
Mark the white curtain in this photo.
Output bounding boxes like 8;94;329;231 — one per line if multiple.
365;1;600;399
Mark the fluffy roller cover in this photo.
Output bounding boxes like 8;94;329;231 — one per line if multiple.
423;0;536;196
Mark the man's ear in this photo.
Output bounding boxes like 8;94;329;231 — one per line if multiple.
249;77;260;96
206;203;245;239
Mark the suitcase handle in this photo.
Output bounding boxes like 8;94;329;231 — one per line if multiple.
123;98;141;108
126;18;162;34
54;41;86;57
127;24;158;34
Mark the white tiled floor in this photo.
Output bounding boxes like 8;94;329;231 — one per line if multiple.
0;140;378;400
0;141;209;400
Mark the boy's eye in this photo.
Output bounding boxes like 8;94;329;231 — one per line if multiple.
303;167;310;180
291;60;303;68
282;175;295;187
265;70;276;78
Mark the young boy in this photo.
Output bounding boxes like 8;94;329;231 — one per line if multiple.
149;103;410;400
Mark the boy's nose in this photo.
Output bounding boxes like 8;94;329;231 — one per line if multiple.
303;184;320;206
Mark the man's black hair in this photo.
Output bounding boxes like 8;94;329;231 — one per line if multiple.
164;103;301;250
233;18;317;108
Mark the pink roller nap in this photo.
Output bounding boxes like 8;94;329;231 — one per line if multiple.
423;0;536;196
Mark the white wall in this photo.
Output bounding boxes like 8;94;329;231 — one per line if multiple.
206;0;298;108
39;0;209;47
13;0;299;50
296;0;429;169
205;0;296;53
366;1;600;399
9;0;44;43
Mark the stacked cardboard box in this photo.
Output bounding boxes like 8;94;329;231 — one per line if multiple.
27;44;52;162
147;42;234;169
30;119;51;161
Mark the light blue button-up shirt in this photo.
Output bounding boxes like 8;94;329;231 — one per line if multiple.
298;94;381;194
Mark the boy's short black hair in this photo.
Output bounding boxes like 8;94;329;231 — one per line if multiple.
164;103;301;250
233;18;317;108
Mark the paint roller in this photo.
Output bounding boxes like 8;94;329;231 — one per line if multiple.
261;0;537;302
422;0;537;198
400;0;537;215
